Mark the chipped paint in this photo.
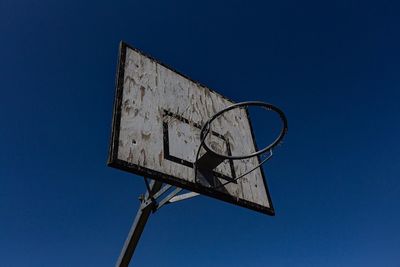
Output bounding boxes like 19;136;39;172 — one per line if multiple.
115;45;272;211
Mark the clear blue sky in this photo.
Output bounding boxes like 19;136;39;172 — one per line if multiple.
1;0;400;266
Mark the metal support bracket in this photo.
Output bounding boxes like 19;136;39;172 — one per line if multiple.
195;150;225;188
116;178;199;267
168;191;200;203
154;187;182;211
115;180;163;267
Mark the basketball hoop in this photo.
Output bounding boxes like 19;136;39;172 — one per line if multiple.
109;42;290;266
194;101;288;188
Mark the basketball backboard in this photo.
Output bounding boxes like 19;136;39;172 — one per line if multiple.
108;42;274;215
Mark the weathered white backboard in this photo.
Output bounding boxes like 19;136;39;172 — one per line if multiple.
108;42;274;215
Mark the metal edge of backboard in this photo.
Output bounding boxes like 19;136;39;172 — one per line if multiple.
107;41;275;216
107;41;126;166
244;108;275;215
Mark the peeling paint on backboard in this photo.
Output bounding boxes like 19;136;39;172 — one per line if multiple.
108;42;274;215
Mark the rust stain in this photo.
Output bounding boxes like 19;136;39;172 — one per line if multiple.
155;64;158;87
158;151;163;166
127;148;134;162
141;131;151;140
140;148;147;166
140;86;145;102
124;76;136;94
123;100;132;115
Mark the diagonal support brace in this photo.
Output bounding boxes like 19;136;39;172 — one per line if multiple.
154;187;182;211
115;180;163;267
116;179;200;267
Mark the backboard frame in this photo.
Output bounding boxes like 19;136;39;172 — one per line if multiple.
108;41;275;215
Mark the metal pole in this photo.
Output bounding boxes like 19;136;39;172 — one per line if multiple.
116;180;163;267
